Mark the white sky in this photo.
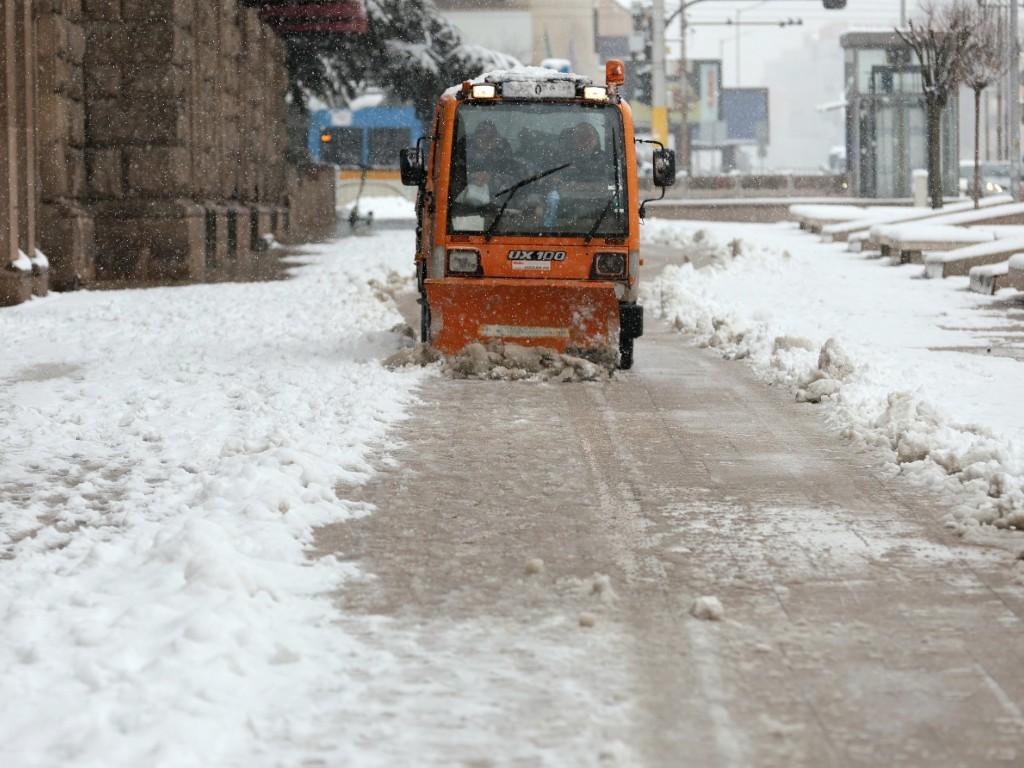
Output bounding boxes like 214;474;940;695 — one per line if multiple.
669;0;915;170
674;0;908;88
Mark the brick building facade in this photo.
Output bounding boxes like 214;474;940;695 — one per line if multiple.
1;0;336;306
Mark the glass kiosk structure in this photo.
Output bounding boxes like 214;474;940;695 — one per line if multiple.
840;31;959;199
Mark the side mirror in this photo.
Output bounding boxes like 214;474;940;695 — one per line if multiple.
652;148;676;187
400;147;425;187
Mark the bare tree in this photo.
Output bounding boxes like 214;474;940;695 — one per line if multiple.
897;0;975;208
962;3;1007;208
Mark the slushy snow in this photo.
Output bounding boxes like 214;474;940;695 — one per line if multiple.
388;339;618;382
690;596;725;621
0;231;426;766
644;220;1024;532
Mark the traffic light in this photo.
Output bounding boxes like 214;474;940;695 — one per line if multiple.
822;0;846;8
630;3;653;103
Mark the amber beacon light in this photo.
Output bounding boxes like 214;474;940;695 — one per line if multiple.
605;59;625;87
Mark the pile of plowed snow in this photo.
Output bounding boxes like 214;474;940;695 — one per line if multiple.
642;220;756;266
644;223;1024;533
386;340;617;382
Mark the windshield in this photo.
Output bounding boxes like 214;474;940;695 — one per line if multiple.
447;102;628;238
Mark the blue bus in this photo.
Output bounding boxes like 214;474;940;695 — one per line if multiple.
308;105;423;168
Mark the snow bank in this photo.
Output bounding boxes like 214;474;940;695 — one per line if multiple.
0;230;426;765
387;340;617;382
641;219;753;265
644;222;1024;532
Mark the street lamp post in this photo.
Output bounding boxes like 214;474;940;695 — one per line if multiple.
1010;0;1021;199
652;0;669;146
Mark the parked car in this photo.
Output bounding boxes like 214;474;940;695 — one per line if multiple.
959;159;1011;196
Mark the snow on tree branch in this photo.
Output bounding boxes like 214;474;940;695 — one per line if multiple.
283;0;521;119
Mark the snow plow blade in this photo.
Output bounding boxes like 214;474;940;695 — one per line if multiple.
425;278;621;355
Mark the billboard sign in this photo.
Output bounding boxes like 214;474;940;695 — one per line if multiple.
686;59;722;126
721;88;770;145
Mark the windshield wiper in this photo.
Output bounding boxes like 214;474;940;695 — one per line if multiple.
484;162;572;240
584;197;614;243
584;125;621;244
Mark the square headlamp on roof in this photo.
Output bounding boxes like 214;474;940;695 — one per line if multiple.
583;86;608;101
471;84;497;99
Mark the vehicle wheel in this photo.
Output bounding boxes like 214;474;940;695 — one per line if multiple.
420;300;431;344
619;335;634;370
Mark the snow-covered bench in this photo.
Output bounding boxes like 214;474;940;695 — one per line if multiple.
1008;253;1024;292
790;204;872;232
871;202;1024;263
968;261;1012;294
835;195;1013;249
923;238;1024;279
876;225;994;263
967;249;1024;294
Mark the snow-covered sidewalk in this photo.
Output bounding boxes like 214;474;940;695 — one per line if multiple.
0;231;425;766
642;219;1024;534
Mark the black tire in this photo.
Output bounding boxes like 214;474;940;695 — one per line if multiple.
619;335;634;370
420;299;431;344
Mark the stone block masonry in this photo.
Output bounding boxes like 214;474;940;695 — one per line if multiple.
1;0;335;306
2;0;47;305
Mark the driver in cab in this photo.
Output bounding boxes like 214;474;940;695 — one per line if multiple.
456;121;521;205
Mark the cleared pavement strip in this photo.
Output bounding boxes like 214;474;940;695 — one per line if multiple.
316;283;1024;764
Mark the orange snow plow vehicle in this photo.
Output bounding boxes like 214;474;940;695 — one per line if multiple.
399;60;675;369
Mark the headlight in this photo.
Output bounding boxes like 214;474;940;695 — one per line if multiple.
594;252;626;277
448;249;479;274
471;84;496;99
583;86;608;101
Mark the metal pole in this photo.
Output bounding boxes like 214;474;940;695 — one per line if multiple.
680;8;691;172
652;0;668;146
900;0;906;28
735;10;741;86
1010;0;1021;199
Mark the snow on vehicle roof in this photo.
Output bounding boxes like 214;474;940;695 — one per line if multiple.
443;66;592;97
478;66;591;86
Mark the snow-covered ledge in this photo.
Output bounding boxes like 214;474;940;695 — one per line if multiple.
1;251;34;307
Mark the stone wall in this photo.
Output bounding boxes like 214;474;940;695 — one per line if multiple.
1;0;49;305
286;164;337;243
36;0;93;291
2;0;334;308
